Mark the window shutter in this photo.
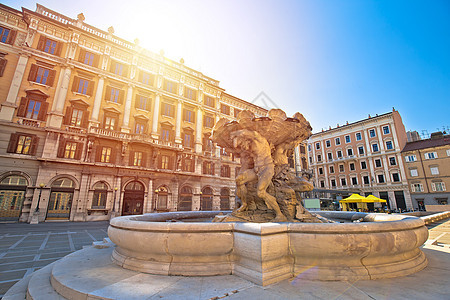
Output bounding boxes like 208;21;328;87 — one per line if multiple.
141;153;147;168
135;95;139;108
37;36;45;51
47;69;56;86
410;184;415;192
30;136;39;156
95;147;102;162
431;183;436;192
119;90;124;104
211;163;215;175
74;142;83;160
109;148;116;164
442;183;446;191
138;71;143;83
0;58;7;77
72;76;79;92
87;80;95;96
105;86;111;101
78;48;86;63
63;106;73;125
57;138;66;158
28;64;38;81
37;102;49;121
55;42;62;56
146;98;151;111
434;152;438;158
6;30;16;45
157;155;162;169
122;65;128;77
7;133;19;153
169;155;174;170
81;110;89;128
129;151;135;166
92;53;99;68
171;105;175;117
17;97;28;117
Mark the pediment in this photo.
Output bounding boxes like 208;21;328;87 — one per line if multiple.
104;107;121;114
69;98;90;107
25;88;49;99
160;121;174;127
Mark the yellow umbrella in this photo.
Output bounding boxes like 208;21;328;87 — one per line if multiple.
366;195;387;203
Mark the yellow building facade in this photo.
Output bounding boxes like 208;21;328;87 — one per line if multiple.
0;4;267;222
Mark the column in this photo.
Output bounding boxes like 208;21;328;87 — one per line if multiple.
175;100;183;144
294;145;301;175
388;191;397;210
74;174;90;221
114;177;122;216
0;54;29;121
404;189;413;210
376;126;385;152
90;75;105;127
121;84;133;133
48;66;72;128
382;156;391;183
147;179;153;212
195;108;203;153
151;93;161;139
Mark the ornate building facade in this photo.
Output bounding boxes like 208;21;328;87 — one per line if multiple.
0;4;267;222
307;109;413;211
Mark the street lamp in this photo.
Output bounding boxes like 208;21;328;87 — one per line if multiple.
112;187;118;213
35;183;45;212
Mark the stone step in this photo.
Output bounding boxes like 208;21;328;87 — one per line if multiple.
26;262;65;300
2;274;32;300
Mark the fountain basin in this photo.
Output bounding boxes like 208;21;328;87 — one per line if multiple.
108;211;428;286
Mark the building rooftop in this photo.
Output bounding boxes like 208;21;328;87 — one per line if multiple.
402;132;450;152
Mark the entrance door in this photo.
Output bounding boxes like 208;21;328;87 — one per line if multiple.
46;178;74;220
201;187;213;211
394;191;407;211
47;192;73;220
0;175;27;222
122;181;144;215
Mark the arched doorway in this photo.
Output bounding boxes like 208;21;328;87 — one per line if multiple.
178;186;192;211
220;188;230;210
122;181;144;215
0;175;27;221
201;187;213;211
47;178;74;220
156;186;169;211
91;182;108;209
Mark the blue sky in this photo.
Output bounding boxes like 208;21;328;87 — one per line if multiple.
5;0;450;136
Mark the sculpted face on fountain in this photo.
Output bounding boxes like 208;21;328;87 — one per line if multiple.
212;109;318;223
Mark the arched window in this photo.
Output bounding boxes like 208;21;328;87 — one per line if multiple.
156;186;168;211
124;181;144;191
220;188;230;210
52;178;74;188
201;187;213;211
92;182;108;208
178;186;192;211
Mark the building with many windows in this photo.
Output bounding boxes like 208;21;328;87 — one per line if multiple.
307;109;413;211
0;4;268;222
401;132;450;211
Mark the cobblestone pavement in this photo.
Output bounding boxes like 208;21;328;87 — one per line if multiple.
427;218;450;245
0;221;109;298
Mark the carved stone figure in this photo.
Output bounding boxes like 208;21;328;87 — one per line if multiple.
212;108;321;223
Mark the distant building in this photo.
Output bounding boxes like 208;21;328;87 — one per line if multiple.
0;3;267;222
401;132;450;211
407;130;421;142
307;109;412;211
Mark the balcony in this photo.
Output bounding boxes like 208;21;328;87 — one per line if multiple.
17;118;41;128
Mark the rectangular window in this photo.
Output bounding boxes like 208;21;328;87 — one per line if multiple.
109;87;120;103
327;152;332;160
341;178;347;186
372;143;379;152
329;166;334;173
26;100;41;120
104;116;116;130
335;137;341;145
70;108;83;127
339;165;344;172
337;150;342;158
203;161;214;175
317;154;321;162
37;36;61;56
345;135;350;143
64;141;78;159
44;39;57;54
0;26;12;43
361;161;367;169
363;176;370;185
389;157;397;166
84;52;94;66
101;147;112;163
141;72;153;85
430;167;439;175
369;129;376;137
35;66;50;84
326;140;331;147
136;95;150;110
204;95;215;108
183;109;195;122
351;177;358;185
17;96;48;121
349;163;355;171
358;146;364;155
320;180;325;188
410;169;418;177
316;142;320;150
16;135;32;154
112;61;124;76
72;77;94;96
161;129;170;142
204;115;214;128
318;167;323;175
355;132;362;141
78;79;89;94
331;179;336;187
184;133;192;148
135;122;145;134
432;182;446;192
162;103;175;117
161;155;169;169
184;87;196;100
221;165;231;178
378;174;385;183
386;141;393;150
405;155;417;162
375;159;382;168
424;152;438;159
347;148;353;156
133;152;143;166
392;173;400;182
383;125;390;134
221;104;230;115
28;64;56;86
164;80;177;94
412;183;423;192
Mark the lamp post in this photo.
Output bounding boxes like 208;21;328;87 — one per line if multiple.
112;187;118;213
35;183;45;212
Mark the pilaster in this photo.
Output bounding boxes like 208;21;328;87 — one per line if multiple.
151;93;161;139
